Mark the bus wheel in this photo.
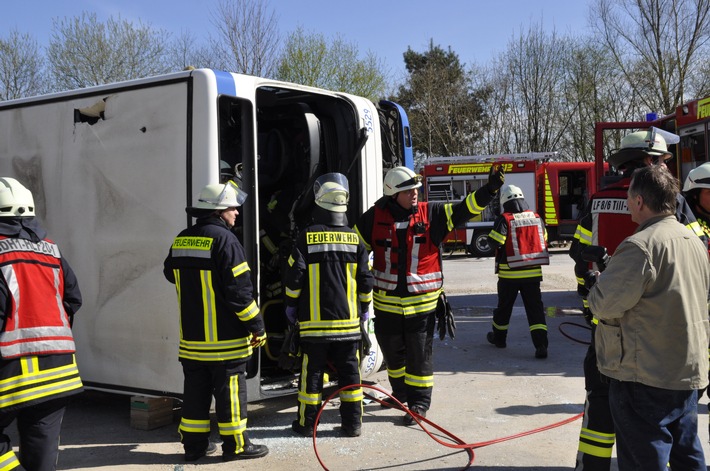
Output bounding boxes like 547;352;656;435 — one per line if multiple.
468;230;495;258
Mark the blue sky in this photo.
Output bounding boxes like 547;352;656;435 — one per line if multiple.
1;0;592;81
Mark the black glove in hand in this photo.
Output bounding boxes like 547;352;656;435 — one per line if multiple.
583;270;599;290
486;164;505;194
446;309;456;339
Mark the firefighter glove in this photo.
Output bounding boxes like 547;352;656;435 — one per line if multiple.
250;330;267;348
583;270;599;290
285;306;298;325
360;305;370;322
486;164;505;194
278;323;302;370
436;292;456;340
583;307;594;326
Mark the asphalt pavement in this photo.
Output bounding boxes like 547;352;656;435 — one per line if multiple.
10;249;710;470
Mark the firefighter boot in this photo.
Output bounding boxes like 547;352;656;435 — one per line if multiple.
487;331;506;348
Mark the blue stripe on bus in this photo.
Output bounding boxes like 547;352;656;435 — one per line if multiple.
214;70;237;96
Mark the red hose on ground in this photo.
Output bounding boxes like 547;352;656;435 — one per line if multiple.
312;383;584;470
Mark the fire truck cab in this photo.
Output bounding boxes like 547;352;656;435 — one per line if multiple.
421;153;601;257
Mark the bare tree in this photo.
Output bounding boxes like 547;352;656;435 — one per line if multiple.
0;30;46;100
210;0;280;77
47;12;171;90
166;30;217;71
592;0;710;114
276;28;387;102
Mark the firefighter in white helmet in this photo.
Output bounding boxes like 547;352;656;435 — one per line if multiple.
569;128;706;471
683;162;710;242
486;184;549;358
0;177;83;471
284;173;373;438
355;164;505;425
163;181;268;462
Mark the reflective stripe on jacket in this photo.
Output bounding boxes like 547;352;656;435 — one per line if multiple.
284;224;373;342
163;217;264;362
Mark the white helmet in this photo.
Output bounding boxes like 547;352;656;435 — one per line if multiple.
0;177;35;217
314;173;349;213
683;162;710;192
193;181;248;210
500;184;524;206
383;166;422;196
608;128;674;168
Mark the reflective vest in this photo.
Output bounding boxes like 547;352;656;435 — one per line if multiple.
502;211;549;268
371;203;442;293
0;236;76;358
589;182;636;256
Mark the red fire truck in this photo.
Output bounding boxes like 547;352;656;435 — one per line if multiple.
421;152;602;257
594;95;710;189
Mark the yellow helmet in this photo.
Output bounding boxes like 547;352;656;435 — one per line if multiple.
193;181;247;210
314;173;349;213
608;128;674;168
0;177;35;217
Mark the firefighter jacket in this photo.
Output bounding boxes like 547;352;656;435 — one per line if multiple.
163;216;265;362
284;211;373;342
570;177;705;299
488;209;549;282
0;217;83;412
355;186;494;316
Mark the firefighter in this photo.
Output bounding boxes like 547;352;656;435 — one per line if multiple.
355;165;505;425
284;173;373;438
682;162;710;443
486;184;550;358
683;162;710;240
570;129;705;471
163;181;269;462
0;177;83;471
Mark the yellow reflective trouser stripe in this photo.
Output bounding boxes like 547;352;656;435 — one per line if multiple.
0;450;20;471
529;324;547;332
578;427;615;458
340;387;363;403
218;373;246;453
492;322;509;331
405;373;433;388
179;417;211;434
387;366;405;379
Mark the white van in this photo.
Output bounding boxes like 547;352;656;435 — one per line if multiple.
0;68;413;401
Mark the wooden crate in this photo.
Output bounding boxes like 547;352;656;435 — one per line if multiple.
130;396;175;430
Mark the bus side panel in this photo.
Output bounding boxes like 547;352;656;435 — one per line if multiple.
0;81;192;396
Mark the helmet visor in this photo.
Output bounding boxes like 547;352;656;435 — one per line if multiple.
395;174;423;190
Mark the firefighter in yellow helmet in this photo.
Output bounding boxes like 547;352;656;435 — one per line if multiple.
163;181;268;462
0;177;83;471
284;173;373;438
355;164;504;425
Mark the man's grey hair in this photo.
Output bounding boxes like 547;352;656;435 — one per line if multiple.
629;165;678;214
